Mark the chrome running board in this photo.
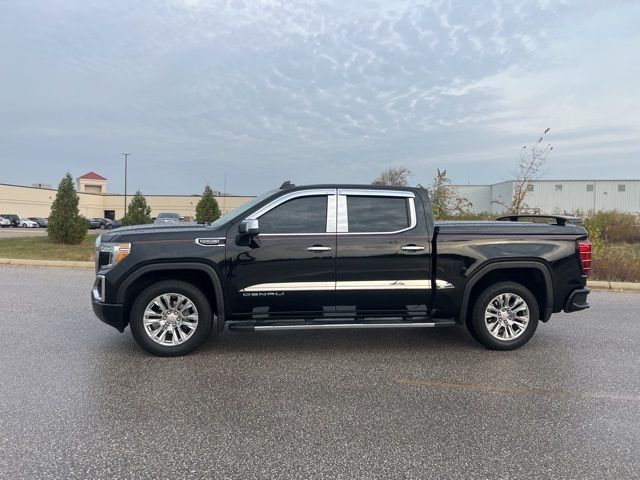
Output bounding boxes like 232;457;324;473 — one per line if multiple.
229;319;455;332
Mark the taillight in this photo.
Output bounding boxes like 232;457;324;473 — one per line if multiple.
578;241;592;276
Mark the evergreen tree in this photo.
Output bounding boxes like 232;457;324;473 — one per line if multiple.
195;184;221;222
47;173;87;244
123;191;152;226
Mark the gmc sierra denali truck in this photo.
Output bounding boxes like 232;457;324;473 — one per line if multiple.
91;183;591;356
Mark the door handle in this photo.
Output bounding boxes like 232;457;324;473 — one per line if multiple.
307;245;332;252
400;245;425;251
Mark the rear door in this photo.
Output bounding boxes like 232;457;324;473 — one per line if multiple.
335;189;432;317
226;189;337;318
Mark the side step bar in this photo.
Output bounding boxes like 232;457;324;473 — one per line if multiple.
229;319;456;332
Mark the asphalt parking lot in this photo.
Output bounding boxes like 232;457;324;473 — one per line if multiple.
1;266;639;479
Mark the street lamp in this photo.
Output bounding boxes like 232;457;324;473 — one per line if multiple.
122;153;131;217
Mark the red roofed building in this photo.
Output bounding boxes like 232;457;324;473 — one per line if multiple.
77;171;108;194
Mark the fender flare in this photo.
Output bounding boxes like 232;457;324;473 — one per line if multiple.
459;260;554;323
116;262;226;331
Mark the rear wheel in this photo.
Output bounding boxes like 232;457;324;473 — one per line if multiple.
130;280;213;356
469;281;539;350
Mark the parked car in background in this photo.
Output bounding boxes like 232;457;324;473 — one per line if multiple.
154;212;181;225
83;217;102;229
0;216;11;227
19;217;39;228
91;218;117;230
1;214;20;227
28;217;48;228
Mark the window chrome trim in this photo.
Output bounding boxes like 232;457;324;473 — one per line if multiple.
338;189;415;198
337;194;348;233
326;194;337;233
246;188;337;236
337;192;417;235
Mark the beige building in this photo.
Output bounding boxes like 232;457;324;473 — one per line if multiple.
0;172;254;220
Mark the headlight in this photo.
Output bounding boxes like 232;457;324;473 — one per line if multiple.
97;242;131;269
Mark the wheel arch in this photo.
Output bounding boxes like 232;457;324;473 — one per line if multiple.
116;262;226;332
459;261;553;326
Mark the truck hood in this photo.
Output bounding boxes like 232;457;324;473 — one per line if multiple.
99;222;225;242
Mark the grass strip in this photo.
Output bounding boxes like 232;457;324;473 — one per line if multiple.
0;234;98;262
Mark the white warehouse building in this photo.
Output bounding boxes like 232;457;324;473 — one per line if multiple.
453;179;640;214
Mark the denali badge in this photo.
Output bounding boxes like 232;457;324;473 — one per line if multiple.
195;238;225;246
243;292;285;297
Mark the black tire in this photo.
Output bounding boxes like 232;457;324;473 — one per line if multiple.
469;281;539;351
129;280;213;356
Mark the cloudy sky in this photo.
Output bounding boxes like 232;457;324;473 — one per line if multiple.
0;0;638;195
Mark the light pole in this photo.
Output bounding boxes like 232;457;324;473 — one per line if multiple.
122;153;131;217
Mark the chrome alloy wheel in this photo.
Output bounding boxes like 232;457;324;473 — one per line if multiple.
484;293;530;341
143;293;199;346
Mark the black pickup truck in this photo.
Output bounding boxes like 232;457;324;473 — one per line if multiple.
91;183;591;356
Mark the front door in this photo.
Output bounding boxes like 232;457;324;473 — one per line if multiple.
226;189;337;319
335;189;432;317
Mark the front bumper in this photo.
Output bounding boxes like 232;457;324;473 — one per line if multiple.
92;297;127;332
564;287;590;313
91;270;127;332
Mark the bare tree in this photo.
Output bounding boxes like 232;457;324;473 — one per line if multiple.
502;128;553;214
427;169;473;219
372;167;413;187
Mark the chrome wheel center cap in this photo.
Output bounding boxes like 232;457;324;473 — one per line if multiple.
166;312;179;324
500;311;510;322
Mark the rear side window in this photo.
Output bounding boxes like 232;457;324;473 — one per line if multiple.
258;195;327;233
347;196;410;233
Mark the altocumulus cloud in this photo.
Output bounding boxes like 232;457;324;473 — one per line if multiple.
0;0;638;194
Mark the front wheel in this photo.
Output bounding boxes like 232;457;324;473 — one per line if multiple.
129;280;213;356
469;281;539;350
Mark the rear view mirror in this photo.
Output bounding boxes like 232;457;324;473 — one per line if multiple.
239;219;260;236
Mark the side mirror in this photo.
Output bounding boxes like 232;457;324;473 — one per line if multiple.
239;218;260;236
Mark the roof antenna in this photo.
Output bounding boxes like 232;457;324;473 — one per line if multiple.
279;180;295;189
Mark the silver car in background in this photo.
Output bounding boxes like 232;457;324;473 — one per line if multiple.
153;212;182;225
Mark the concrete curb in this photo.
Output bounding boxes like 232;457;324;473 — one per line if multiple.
588;280;640;292
0;258;638;290
0;258;93;269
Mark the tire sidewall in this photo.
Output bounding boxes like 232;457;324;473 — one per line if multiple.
471;281;539;350
129;280;213;356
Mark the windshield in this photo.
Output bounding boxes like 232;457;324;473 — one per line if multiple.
157;213;179;218
208;189;278;229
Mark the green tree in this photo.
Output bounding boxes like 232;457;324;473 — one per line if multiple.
195;184;221;222
47;173;87;244
427;169;472;219
123;190;152;226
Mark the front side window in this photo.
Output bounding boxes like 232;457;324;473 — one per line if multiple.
258;195;327;234
347;196;410;233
